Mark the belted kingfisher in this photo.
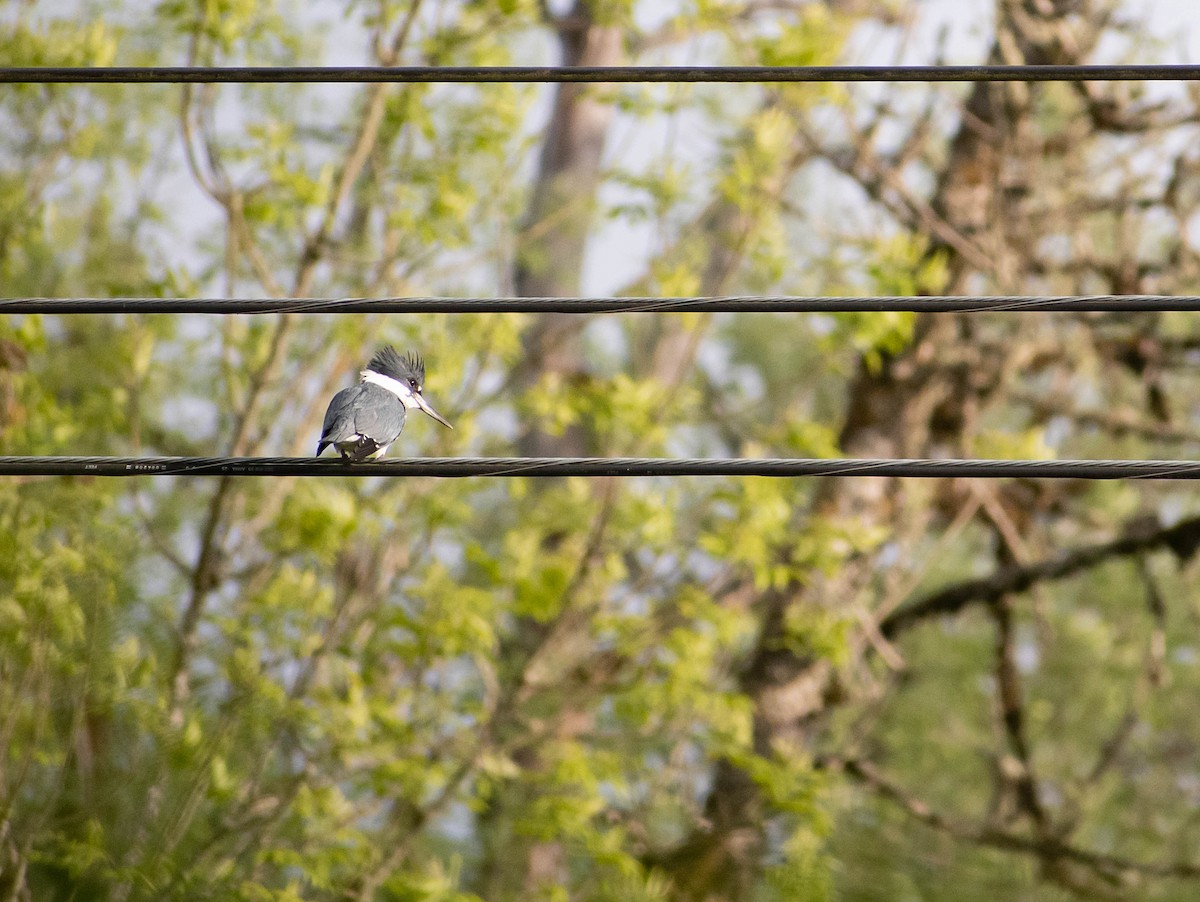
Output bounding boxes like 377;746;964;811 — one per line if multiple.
316;346;452;461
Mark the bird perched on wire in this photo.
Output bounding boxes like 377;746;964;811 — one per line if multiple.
316;346;452;462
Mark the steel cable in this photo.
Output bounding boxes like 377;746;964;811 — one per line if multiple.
6;295;1200;315
3;457;1200;478
6;65;1200;84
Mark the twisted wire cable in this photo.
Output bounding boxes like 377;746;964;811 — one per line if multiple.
5;65;1200;84
5;295;1200;314
3;457;1200;479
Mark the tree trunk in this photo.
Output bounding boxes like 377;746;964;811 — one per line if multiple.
514;1;622;456
476;4;623;897
655;3;1108;898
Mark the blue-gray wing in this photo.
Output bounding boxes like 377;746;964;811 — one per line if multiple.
318;385;364;453
317;383;406;457
351;383;406;444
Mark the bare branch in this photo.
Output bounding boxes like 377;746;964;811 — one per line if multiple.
831;756;1200;888
882;513;1200;639
989;597;1049;831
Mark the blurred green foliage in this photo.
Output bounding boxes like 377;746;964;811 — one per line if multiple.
3;2;1200;901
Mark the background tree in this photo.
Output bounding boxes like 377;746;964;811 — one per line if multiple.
4;1;1200;900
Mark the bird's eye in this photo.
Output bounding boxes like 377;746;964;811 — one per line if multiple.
409;379;418;390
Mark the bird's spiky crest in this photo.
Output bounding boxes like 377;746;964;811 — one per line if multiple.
366;346;424;387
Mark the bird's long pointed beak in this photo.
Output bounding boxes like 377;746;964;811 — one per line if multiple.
415;393;453;429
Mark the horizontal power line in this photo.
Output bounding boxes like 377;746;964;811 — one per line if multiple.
3;457;1200;479
5;295;1200;315
4;66;1200;85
